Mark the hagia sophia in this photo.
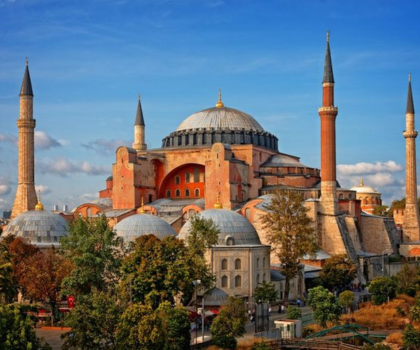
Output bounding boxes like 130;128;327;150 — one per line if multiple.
3;34;420;302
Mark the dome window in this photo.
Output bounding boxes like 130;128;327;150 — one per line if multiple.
225;236;235;246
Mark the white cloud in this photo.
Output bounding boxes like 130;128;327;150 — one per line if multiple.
0;177;12;195
36;157;110;177
0;133;17;148
35;130;63;150
35;184;51;195
337;161;403;176
82;138;131;155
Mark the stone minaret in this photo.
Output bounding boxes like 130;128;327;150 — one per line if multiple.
403;74;420;241
318;32;338;215
11;59;37;219
132;94;147;152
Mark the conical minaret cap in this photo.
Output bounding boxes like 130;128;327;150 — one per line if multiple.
134;93;145;126
407;74;415;115
20;58;34;96
322;31;335;84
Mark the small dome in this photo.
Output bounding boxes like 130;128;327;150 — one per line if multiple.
176;107;265;133
114;214;176;243
350;179;379;194
203;287;228;306
179;209;261;246
3;210;68;247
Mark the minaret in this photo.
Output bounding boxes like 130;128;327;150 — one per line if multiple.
11;59;37;219
403;74;420;241
132;93;147;152
318;32;339;215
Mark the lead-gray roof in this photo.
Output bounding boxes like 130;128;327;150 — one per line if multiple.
323;35;335;84
20;63;34;96
407;78;415;114
114;214;176;243
176;106;265;132
261;154;309;168
3;210;68;246
179;208;261;246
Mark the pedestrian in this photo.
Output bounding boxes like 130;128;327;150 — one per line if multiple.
296;299;301;308
281;304;285;313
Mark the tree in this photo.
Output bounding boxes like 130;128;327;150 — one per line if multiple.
62;289;124;350
396;264;420;297
320;254;357;291
0;241;15;303
60;215;122;298
403;324;420;350
372;206;389;217
368;277;397;305
121;234;209;309
286;306;302;320
156;302;191;350
117;303;166;350
261;190;318;301
307;286;341;327
210;296;248;350
0;304;51;349
19;248;72;314
253;281;278;304
339;291;354;313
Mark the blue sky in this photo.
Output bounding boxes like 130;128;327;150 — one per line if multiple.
0;0;419;212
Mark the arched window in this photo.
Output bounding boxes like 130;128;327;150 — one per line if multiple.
235;275;242;288
194;168;200;182
263;257;266;268
222;276;228;288
194;188;200;197
185;172;190;183
185;189;190;197
166;190;171;198
256;258;260;269
221;259;228;270
235;258;241;270
338;193;343;199
175;175;180;185
226;237;234;246
263;273;266;282
175;189;180;197
257;274;260;284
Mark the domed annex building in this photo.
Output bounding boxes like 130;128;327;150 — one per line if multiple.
179;205;271;299
4;198;68;249
350;179;382;215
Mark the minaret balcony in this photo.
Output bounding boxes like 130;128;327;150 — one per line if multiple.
403;130;418;139
318;106;338;113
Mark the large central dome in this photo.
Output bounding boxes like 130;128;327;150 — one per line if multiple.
161;94;278;151
176;106;265;133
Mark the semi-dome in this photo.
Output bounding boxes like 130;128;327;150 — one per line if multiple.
350;178;379;194
3;210;68;247
114;214;176;243
179;208;261;246
161;94;278;151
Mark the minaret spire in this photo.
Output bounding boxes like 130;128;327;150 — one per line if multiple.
132;93;147;152
403;74;420;241
318;32;339;215
12;59;37;218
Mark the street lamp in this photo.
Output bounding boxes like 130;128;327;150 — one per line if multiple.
201;292;205;344
247;301;258;334
193;280;201;344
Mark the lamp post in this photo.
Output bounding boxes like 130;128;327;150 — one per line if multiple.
247;301;258;334
201;293;205;343
193;279;201;344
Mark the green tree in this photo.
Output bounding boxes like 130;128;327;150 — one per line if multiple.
121;235;200;309
253;281;278;304
156;302;191;350
117;303;166;350
403;324;420;350
211;296;248;350
372;206;389;217
0;241;15;303
320;254;357;291
339;290;355;313
261;190;318;301
368;277;397;305
396;264;420;297
307;286;341;327
60;215;122;297
61;289;124;350
362;343;392;350
286;306;302;320
0;304;51;349
252;342;272;350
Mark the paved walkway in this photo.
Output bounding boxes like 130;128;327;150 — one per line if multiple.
36;328;67;350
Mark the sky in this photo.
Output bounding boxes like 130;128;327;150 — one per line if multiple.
1;0;420;213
